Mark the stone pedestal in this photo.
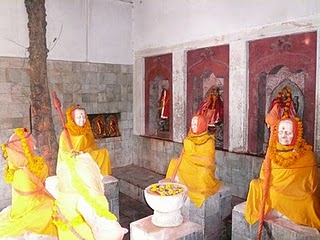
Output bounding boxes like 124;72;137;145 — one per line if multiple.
232;202;320;240
130;215;204;240
181;185;232;240
102;175;120;219
144;182;188;227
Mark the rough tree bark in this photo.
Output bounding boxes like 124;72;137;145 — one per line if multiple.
25;0;58;175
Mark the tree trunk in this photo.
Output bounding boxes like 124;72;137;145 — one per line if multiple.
25;0;58;175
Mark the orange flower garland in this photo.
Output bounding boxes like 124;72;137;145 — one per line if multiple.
270;117;312;168
2;128;46;183
65;105;92;136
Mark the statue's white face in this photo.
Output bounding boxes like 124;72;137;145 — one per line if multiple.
191;116;198;134
278;120;294;145
73;109;86;127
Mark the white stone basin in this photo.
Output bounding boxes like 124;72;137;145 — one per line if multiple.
144;182;188;227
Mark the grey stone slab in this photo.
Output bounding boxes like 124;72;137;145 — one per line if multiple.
232;201;320;240
130;215;204;240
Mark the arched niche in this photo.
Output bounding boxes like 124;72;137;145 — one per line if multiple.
145;53;173;140
257;68;305;154
187;45;229;150
249;32;316;155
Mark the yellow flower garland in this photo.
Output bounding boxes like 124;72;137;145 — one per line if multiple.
3;163;14;183
2;128;46;183
270;117;312;168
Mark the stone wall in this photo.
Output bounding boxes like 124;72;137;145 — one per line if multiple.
0;57;133;209
215;151;263;199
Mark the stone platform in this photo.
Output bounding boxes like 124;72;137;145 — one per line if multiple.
130;215;204;240
182;185;232;240
113;164;165;204
102;175;120;219
232;202;320;240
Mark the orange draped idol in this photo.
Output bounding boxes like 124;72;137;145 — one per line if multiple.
54;106;127;239
0;128;57;238
196;88;223;126
59;105;112;175
245;105;320;229
165;115;221;208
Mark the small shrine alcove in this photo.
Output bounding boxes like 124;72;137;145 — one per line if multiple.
248;31;316;155
145;53;173;140
187;45;229;149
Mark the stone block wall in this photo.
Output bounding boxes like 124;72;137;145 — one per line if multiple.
215;151;264;199
0;56;133;209
232;202;320;240
132;135;183;175
181;185;232;240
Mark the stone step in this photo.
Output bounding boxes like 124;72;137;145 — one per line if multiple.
112;165;165;204
232;202;320;240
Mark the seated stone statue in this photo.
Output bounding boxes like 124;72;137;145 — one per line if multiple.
58;105;111;175
164;114;221;208
54;117;127;239
245;114;320;229
0;128;57;238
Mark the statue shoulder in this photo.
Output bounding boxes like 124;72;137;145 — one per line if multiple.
298;149;318;166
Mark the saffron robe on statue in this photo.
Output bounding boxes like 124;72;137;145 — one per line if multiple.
59;130;111;176
54;153;127;240
165;131;221;208
0;165;57;238
0;130;57;238
245;143;320;229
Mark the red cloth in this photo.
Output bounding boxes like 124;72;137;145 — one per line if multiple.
196;90;223;126
159;88;170;119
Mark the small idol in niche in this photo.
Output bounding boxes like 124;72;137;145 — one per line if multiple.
158;87;170;132
196;87;223;127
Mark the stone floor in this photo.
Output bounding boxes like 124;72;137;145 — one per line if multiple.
115;165;246;240
118;192;245;240
119;193;153;240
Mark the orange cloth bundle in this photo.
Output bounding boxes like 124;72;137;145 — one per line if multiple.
60;105;112;176
245;146;320;229
0;128;57;237
166;131;221;208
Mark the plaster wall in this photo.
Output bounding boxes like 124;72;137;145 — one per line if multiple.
0;0;133;64
133;0;320;51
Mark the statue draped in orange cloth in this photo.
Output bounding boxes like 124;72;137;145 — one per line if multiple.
196;88;223;126
58;105;112;176
245;90;320;229
164;114;221;208
0;128;57;238
54;106;127;239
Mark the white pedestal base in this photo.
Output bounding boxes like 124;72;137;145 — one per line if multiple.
152;209;183;227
